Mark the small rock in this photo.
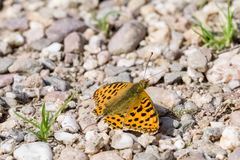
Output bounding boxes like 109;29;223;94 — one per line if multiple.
0;139;15;154
230;111;240;127
84;35;103;54
0;57;14;74
145;145;160;159
2;17;28;31
169;31;183;52
146;87;181;109
136;44;164;60
133;152;158;160
111;132;133;149
137;134;155;148
108;20;146;55
13;142;52;160
8;58;42;74
41;42;62;60
128;0;146;13
58;147;88;160
229;147;240;160
220;126;240;150
104;65;128;77
202;127;222;142
160;117;179;136
117;58;135;67
191;92;212;107
61;115;80;133
187;67;204;82
23;21;44;44
64;32;85;53
228;80;240;90
185;47;207;72
84;70;105;82
0;41;12;55
43;76;69;91
83;58;98;70
54;131;78;145
119;149;132;160
5;32;24;47
180;151;206;160
174;139;185;149
164;72;185;84
30;38;52;51
97;51;110;65
46;18;87;42
170;62;184;72
90;151;123;160
180;114;195;132
0;74;14;88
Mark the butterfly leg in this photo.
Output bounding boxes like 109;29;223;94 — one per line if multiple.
104;114;125;129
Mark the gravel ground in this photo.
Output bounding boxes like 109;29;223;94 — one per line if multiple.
0;0;240;160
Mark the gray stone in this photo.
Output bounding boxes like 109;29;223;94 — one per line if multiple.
8;58;42;74
180;114;195;132
164;72;185;84
0;57;14;74
230;111;240;127
13;142;52;160
185;48;207;72
30;38;52;51
0;74;14;88
170;62;184;72
133;152;158;160
58;147;88;160
43;76;69;91
108;20;146;55
169;31;183;52
111;132;133;149
90;151;123;160
160;117;180;136
2;17;28;31
181;151;206;160
46;18;87;42
104;65;128;77
202;127;222;142
64;32;86;53
41;59;56;71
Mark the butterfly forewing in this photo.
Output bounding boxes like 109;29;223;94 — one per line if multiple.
93;82;133;116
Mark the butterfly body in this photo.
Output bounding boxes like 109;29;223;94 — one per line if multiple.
93;79;159;134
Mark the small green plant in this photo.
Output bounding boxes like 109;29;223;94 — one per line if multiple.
96;11;119;36
15;94;74;141
194;0;236;51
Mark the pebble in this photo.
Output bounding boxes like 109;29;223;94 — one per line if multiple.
58;147;88;160
23;21;44;44
54;131;78;145
164;71;185;84
46;18;87;42
145;145;160;159
174;139;185;149
133;152;158;160
146;87;181;109
0;139;15;154
2;17;28;31
41;42;62;60
169;31;183;52
202;127;222;142
185;47;207;72
84;70;105;82
137;134;155;148
8;58;42;74
5;32;25;47
30;38;52;51
84;35;103;54
230;111;240;127
180;114;195;132
83;58;98;70
0;41;12;55
111;132;133;149
90;151;123;160
220;126;240;150
61;115;80;133
108;20;146;55
228;147;240;160
0;57;14;74
180;151;206;160
228;80;240;90
0;74;14;88
13;142;52;160
119;149;132;160
117;58;135;67
97;51;110;65
104;65;128;77
64;32;85;53
43;76;69;91
136;44;164;60
160;117;179;135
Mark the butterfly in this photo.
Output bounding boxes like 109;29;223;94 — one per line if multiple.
92;79;159;134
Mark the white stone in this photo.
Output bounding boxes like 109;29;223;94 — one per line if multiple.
145;145;160;159
137;134;155;148
90;151;123;160
42;42;62;53
4;32;24;46
97;51;110;65
119;149;133;160
111;132;133;149
83;58;98;70
84;70;104;82
13;142;52;160
61;115;80;133
159;139;175;152
220;126;240;150
58;147;88;160
54;131;78;145
117;58;135;67
174;139;185;149
84;35;103;54
0;139;15;154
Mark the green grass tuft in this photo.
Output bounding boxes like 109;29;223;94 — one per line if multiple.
193;0;236;51
15;93;74;141
96;11;119;36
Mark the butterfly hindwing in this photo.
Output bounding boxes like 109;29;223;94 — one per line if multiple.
104;114;125;129
123;91;159;134
93;82;133;116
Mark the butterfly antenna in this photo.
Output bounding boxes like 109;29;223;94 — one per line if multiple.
143;52;153;79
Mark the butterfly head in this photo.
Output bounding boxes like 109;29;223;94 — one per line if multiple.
138;79;149;89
